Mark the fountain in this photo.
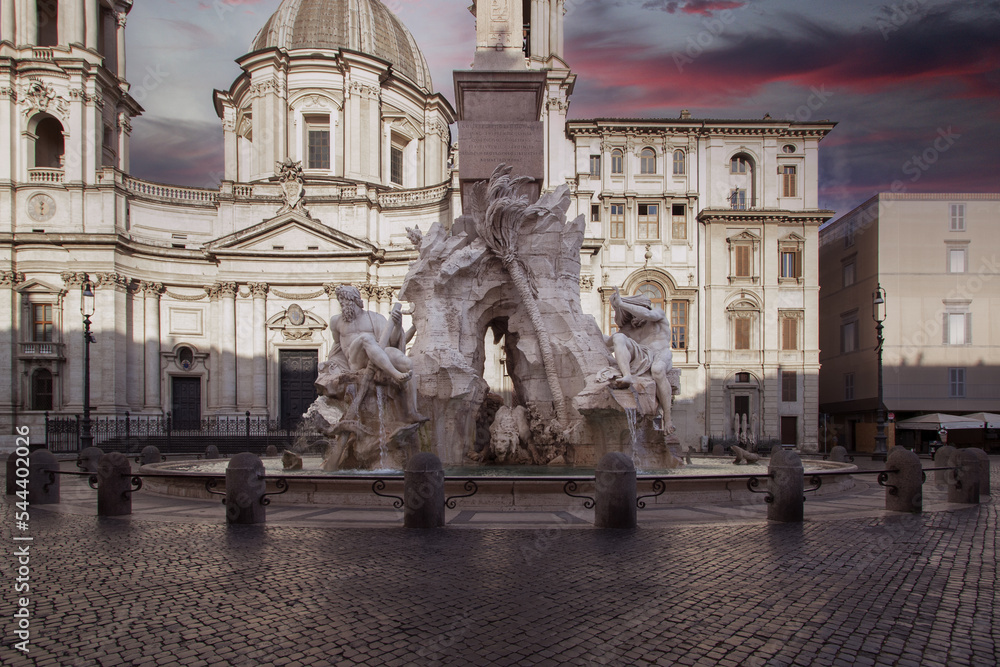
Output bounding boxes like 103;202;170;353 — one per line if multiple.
298;164;684;472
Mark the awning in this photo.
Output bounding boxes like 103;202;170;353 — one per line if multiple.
963;412;1000;429
894;413;985;431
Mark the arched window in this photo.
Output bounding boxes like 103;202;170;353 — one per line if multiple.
611;149;624;175
32;369;53;411
635;282;665;312
33;116;65;169
731;155;750;174
639;148;656;175
729;152;756;209
672;150;685;175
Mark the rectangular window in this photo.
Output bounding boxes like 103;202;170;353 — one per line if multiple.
842;261;856;287
735;245;751;277
780;250;800;279
782;371;797;402
640;149;656;175
949;368;966;398
637;203;659;240
944;312;972;345
844;373;855;401
33;304;53;342
781;165;797;197
841;320;858;354
610;203;625;239
670;301;687;350
305;116;331;170
730;189;747;210
844;221;855;248
735;318;751;350
590;204;600;222
390;146;403;186
589;155;601;176
950;203;965;231
781;316;798;351
948;247;967;273
671;204;686;240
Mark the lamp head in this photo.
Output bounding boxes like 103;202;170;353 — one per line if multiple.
81;281;95;318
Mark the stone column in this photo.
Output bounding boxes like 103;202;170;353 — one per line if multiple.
226;453;266;524
113;9;126;78
1;1;14;43
885;447;922;513
249;283;268;411
140;282;163;410
96;272;130;410
767;449;804;522
947;449;981;504
97;451;132;516
1;273;23;421
84;0;101;51
218;282;238;410
404;453;445;528
594;452;637;529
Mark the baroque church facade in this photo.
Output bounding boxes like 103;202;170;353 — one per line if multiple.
0;0;835;451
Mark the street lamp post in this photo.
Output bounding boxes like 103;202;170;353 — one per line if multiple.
872;284;887;461
80;281;96;450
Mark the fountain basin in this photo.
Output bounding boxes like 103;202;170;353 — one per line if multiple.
138;457;858;510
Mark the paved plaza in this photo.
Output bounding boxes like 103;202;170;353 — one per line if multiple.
1;458;997;666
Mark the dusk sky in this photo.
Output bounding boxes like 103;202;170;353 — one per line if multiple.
127;0;1000;217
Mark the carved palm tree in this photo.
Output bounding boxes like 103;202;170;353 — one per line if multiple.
472;165;569;428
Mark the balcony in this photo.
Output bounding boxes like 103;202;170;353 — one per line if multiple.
19;342;65;360
28;168;65;184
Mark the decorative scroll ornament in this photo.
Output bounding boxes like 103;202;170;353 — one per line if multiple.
22;82;69;119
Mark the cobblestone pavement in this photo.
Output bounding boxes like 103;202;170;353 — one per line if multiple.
1;460;997;666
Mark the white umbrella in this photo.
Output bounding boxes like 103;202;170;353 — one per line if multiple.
894;413;985;430
964;412;1000;429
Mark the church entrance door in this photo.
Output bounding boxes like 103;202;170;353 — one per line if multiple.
172;377;201;430
280;350;318;430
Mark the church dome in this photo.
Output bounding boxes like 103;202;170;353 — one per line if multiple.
251;0;433;91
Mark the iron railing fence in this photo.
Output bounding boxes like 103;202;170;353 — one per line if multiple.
44;411;316;455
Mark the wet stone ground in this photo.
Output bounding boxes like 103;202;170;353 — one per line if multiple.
1;461;997;667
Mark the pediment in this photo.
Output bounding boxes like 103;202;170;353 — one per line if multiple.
206;212;375;255
16;278;64;294
728;229;761;243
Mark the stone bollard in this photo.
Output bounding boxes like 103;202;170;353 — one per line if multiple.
6;452;18;495
403;453;445;529
265;444;279;457
933;445;956;486
885;447;922;513
712;444;725;457
595;452;637;529
77;446;104;473
767;449;804;522
27;449;60;505
139;445;162;466
947;449;981;504
205;444;220;460
225;453;267;524
97;452;134;516
965;448;990;496
829;445;848;463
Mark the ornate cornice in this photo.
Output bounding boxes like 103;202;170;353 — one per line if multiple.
1;271;25;287
96;272;130;290
60;271;88;287
137;281;164;297
248;282;269;298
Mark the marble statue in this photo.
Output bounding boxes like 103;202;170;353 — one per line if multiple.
304;284;425;470
606;286;676;435
731;445;760;465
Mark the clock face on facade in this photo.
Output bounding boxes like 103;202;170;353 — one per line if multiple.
27;193;56;222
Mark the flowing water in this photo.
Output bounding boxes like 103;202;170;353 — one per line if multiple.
375;385;388;469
